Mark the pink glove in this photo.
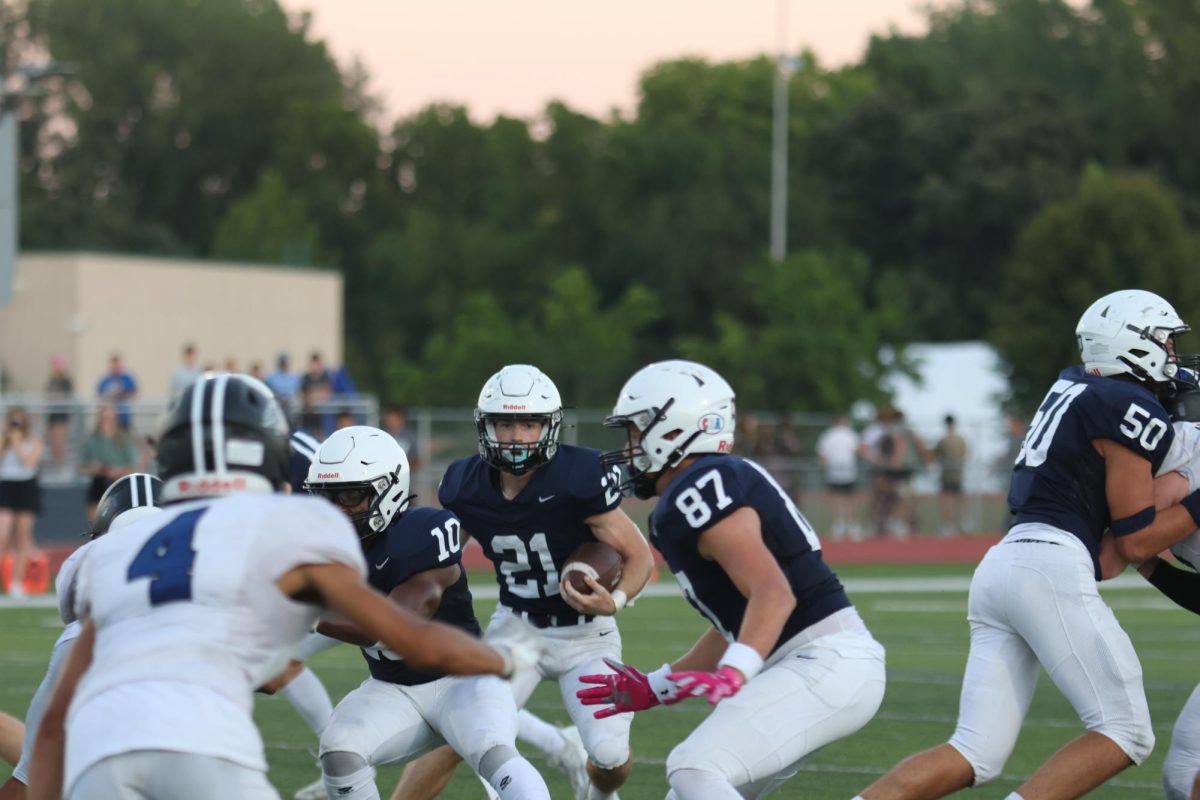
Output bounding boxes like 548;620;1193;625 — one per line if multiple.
669;666;745;704
577;658;683;719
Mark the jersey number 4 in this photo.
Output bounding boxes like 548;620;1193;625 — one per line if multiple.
127;509;202;606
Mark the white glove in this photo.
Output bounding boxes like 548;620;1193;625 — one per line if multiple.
487;616;544;678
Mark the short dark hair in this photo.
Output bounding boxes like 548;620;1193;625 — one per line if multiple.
945;414;956;426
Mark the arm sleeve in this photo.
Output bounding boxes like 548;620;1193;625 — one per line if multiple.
1146;559;1200;616
56;544;90;625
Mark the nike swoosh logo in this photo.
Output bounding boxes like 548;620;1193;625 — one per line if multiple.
599;630;613;636
539;495;556;503
374;557;390;569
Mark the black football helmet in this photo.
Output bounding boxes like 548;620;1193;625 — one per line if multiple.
157;374;290;502
89;473;164;539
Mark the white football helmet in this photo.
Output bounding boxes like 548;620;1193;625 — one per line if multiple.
475;364;564;474
1076;290;1195;386
305;425;410;538
602;360;735;498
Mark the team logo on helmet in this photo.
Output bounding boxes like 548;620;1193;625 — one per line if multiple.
699;413;725;433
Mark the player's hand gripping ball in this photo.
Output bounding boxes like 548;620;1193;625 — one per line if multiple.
561;541;623;595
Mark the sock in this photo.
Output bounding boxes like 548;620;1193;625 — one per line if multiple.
489;756;552;800
280;667;334;735
1004;794;1025;800
587;787;620;800
322;763;379;800
516;710;565;758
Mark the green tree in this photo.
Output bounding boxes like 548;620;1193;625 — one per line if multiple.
678;250;889;411
992;169;1200;410
212;169;321;265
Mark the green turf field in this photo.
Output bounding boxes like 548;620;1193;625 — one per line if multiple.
2;564;1195;798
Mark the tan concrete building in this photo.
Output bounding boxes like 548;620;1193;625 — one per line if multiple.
0;251;342;398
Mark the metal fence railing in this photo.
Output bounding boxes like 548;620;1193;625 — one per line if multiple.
2;394;1016;538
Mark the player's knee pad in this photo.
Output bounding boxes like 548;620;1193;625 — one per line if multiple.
586;734;630;771
477;744;520;782
947;733;1010;785
666;738;730;780
1091;712;1155;766
1162;744;1199;800
320;750;371;778
667;767;731;800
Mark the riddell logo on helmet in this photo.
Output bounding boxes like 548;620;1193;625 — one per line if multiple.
502;404;527;410
717;440;734;453
177;477;248;494
317;472;340;479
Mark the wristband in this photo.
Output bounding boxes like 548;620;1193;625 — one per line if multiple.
646;663;680;701
1111;506;1155;536
718;642;764;682
1183;490;1200;528
611;589;628;612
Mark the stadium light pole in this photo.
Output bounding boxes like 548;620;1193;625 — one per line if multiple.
0;59;75;307
769;1;801;263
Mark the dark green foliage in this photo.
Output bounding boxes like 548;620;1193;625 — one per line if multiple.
11;0;1200;411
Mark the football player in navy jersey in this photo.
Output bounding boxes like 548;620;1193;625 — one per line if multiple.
304;426;551;800
577;359;886;800
854;290;1200;800
392;364;653;800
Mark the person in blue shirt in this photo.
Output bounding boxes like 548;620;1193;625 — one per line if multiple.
578;360;886;800
95;354;137;429
854;289;1200;800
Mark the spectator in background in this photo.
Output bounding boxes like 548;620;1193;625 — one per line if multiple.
334;409;356;430
223;357;238;374
78;404;141;526
860;406;902;538
248;361;264;381
301;351;333;409
0;408;43;598
817;413;861;540
95;353;138;429
382;403;421;473
266;352;301;413
934;414;969;537
44;354;73;470
167;343;202;406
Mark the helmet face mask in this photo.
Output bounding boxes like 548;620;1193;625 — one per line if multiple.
475;365;563;475
602;361;736;499
305;426;411;539
1076;290;1197;394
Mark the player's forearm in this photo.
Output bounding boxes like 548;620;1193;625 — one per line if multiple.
397;620;507;676
737;585;796;659
670;627;731;672
29;622;94;800
1144;558;1200;616
316;619;376;646
1117;503;1200;562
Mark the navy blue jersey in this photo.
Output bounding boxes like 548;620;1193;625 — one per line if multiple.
438;445;622;619
288;430;321;493
360;506;481;685
650;454;851;656
1009;366;1175;576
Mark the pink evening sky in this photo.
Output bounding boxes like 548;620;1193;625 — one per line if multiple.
279;0;943;121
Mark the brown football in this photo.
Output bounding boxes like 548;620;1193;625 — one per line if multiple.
562;541;623;595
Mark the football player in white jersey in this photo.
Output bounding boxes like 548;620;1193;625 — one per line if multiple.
27;374;541;800
1;473;163;800
854;290;1200;800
